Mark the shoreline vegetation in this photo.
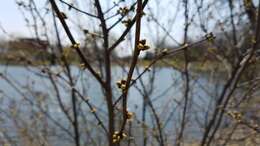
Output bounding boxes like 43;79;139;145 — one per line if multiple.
0;53;227;72
1;50;259;74
1;35;259;74
2;45;259;83
0;38;231;72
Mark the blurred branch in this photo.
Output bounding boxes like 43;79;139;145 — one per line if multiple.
59;0;98;18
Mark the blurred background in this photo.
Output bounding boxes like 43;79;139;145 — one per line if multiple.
0;0;260;146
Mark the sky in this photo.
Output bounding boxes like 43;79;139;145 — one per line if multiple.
0;0;249;58
0;0;248;49
0;0;223;56
0;0;185;41
0;0;29;38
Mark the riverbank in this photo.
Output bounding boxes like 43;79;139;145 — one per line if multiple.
1;54;260;75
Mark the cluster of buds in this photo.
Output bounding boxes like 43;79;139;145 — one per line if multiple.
79;63;86;70
182;43;189;48
122;18;132;27
205;32;215;43
117;6;130;16
112;131;127;143
116;79;127;91
71;43;80;49
59;12;67;19
144;65;151;71
161;48;169;55
227;111;243;123
83;29;102;38
90;108;96;113
137;39;150;51
126;111;134;120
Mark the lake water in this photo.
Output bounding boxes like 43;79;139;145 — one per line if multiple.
0;65;223;145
